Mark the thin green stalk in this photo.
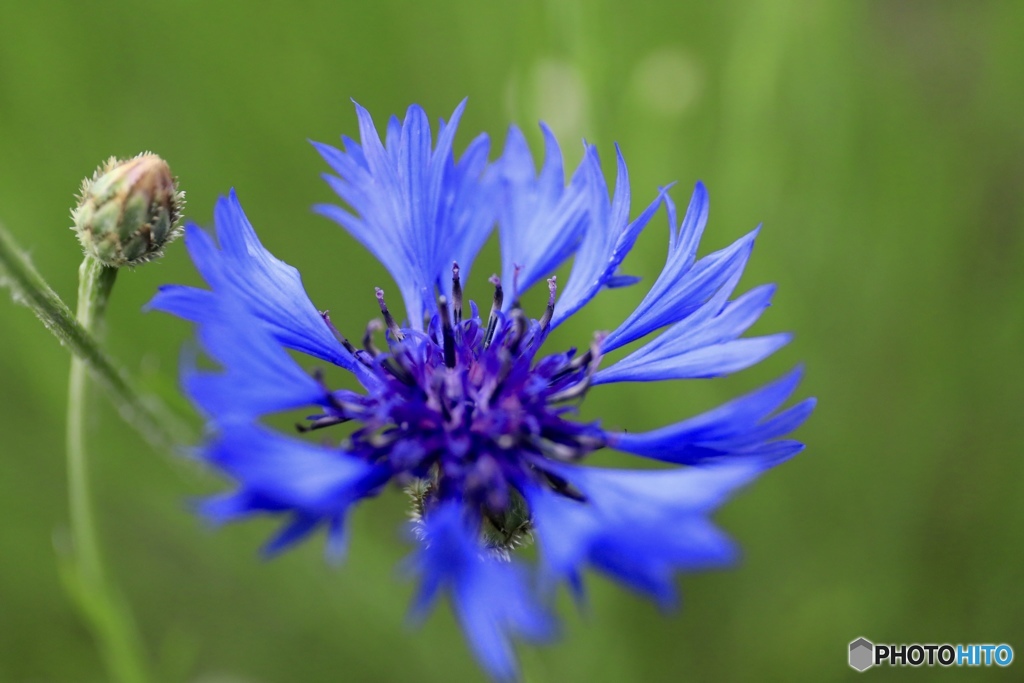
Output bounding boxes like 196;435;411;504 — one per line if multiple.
65;256;151;683
0;222;192;450
67;258;118;584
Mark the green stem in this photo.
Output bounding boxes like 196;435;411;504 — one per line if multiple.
0;223;192;451
68;258;118;584
65;256;151;683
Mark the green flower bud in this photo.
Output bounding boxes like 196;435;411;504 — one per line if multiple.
72;153;185;267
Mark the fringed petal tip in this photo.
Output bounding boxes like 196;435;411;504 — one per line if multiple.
525;461;757;609
317;99;494;332
607;366;814;467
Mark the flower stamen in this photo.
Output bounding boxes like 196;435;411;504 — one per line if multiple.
363;319;384;357
538;276;557;332
506;307;528;356
375;287;404;341
296;415;351;433
320;310;362;358
483;275;503;348
451;262;463;326
438;295;456;369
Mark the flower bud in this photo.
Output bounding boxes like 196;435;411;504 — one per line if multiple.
72;153;184;267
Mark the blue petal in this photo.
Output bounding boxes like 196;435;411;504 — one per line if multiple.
261;514;323;558
146;191;376;389
405;502;555;682
443;132;496;299
184;302;330;423
552;144;662;327
146;285;216;321
604;274;642;288
595;334;792;384
609;367;815;465
314;100;496;329
524;461;762;607
593;267;789;384
602;184;763;353
197;423;386;557
206;426;377;510
496;123;589;301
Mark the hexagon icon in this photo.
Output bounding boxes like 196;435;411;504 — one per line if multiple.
849;637;874;671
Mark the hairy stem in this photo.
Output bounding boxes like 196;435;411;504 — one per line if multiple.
0;223;192;450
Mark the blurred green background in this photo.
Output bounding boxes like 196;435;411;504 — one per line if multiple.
2;1;1023;681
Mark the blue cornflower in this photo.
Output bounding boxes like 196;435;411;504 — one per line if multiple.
150;100;814;681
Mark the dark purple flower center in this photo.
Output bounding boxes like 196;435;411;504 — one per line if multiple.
308;264;606;541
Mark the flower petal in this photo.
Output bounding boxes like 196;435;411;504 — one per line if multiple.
145;284;216;321
593;273;788;383
184;302;331;423
524;460;762;607
496;123;589;300
146;191;376;388
197;423;387;558
552;144;662;327
609;366;815;465
405;502;555;682
315;100;496;329
443;132;496;298
602;184;761;353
